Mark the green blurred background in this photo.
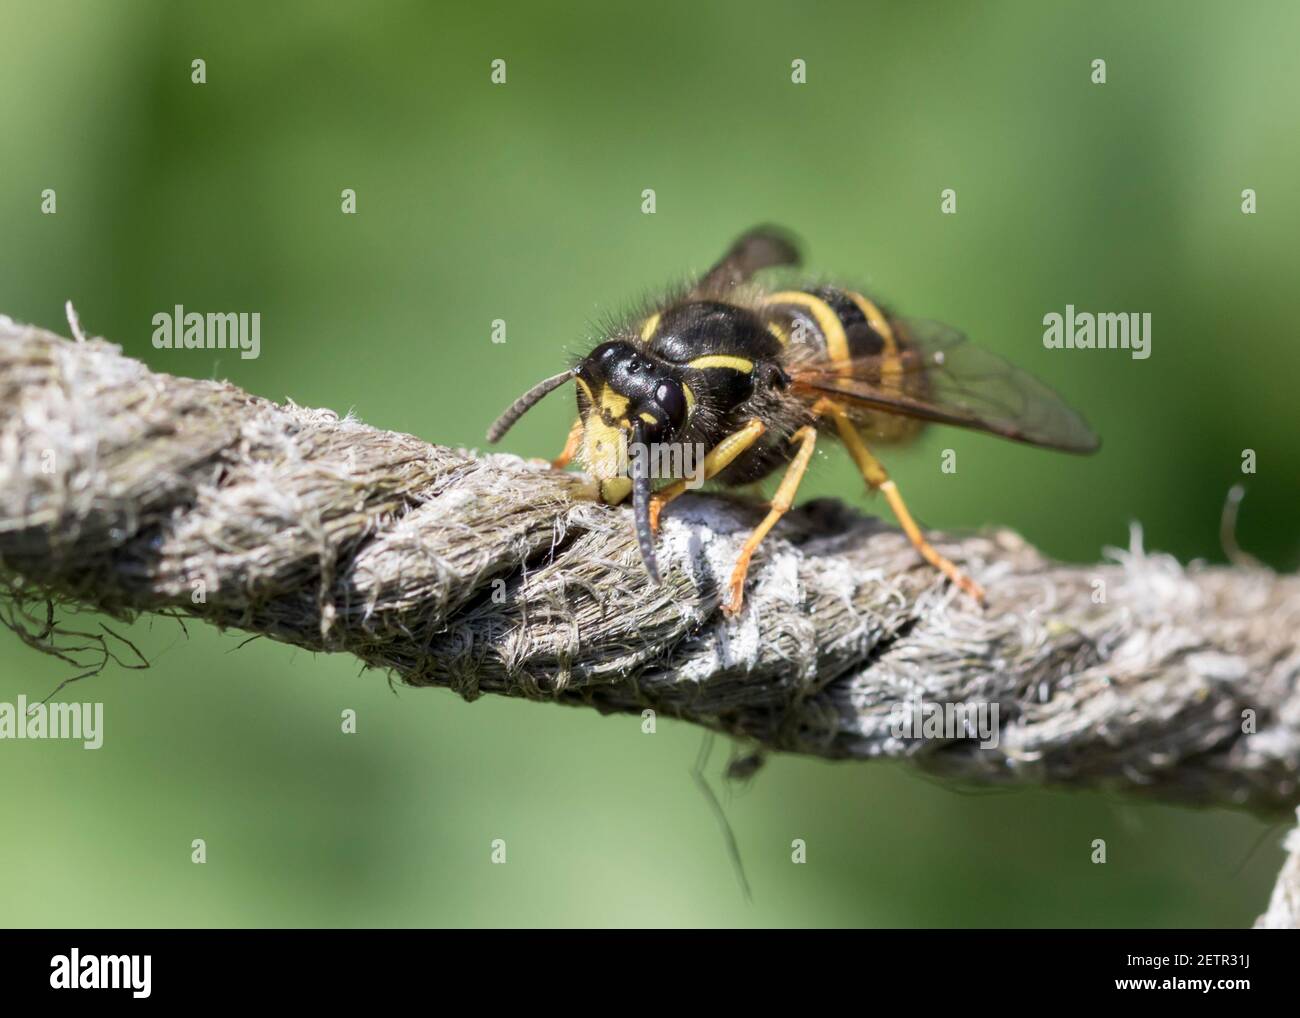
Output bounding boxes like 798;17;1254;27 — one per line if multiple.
2;0;1297;927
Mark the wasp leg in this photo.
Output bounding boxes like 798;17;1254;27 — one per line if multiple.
724;425;818;616
650;419;766;532
551;418;583;470
822;402;986;602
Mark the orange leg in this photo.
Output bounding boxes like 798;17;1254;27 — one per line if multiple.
648;494;675;533
649;419;766;532
823;403;985;602
649;487;684;532
724;425;818;616
551;418;583;470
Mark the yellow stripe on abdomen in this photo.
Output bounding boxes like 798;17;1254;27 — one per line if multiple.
845;291;897;355
763;290;850;374
845;290;903;391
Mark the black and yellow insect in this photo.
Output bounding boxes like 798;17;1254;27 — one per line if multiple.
487;226;1099;614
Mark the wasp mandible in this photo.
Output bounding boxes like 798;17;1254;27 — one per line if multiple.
487;227;1099;614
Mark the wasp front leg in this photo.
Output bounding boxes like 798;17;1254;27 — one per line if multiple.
648;419;767;532
550;418;584;470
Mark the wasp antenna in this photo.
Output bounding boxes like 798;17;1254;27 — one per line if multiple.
486;368;577;443
630;421;661;584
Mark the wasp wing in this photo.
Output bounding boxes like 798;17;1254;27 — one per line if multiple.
790;318;1100;453
694;226;802;294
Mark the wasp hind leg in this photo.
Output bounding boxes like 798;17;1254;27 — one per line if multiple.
724;424;818;616
649;419;767;532
822;402;985;602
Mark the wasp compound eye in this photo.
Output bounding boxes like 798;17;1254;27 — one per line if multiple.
654;380;687;430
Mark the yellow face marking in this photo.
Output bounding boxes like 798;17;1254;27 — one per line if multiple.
687;354;754;373
575;376;596;405
682;383;696;415
582;416;626;480
639;412;658;424
579;385;632;480
639;312;662;342
599;387;630;420
763;291;850;374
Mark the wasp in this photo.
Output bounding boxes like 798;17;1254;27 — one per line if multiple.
487;227;1099;614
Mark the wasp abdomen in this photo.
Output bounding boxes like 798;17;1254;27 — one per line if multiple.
763;285;924;443
762;287;897;360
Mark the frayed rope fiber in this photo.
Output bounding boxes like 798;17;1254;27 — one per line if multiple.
2;315;1299;817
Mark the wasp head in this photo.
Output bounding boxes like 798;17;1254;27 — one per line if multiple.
574;340;692;586
575;341;688;485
